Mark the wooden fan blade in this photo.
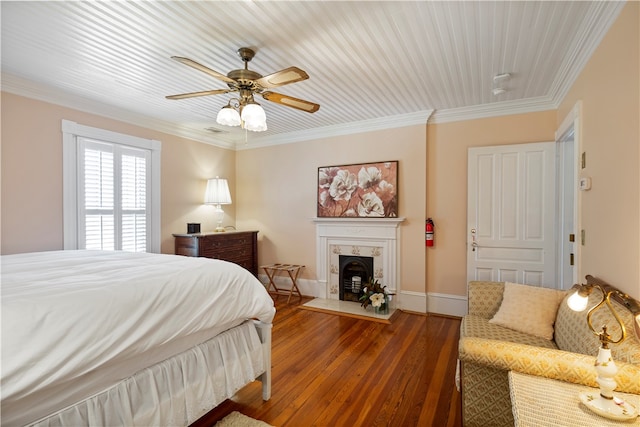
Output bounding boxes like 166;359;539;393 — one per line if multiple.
254;67;309;88
171;56;236;84
165;89;230;100
261;91;320;113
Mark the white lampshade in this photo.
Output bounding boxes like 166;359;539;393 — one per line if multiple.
204;177;232;205
205;177;231;232
241;103;267;132
216;105;241;127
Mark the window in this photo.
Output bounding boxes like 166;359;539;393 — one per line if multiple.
63;120;161;252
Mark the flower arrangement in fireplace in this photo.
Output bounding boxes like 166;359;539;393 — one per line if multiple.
360;277;393;313
317;161;398;218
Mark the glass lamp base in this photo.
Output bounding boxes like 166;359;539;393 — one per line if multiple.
214;206;226;232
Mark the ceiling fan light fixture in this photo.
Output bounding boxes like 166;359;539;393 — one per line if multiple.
240;102;267;132
168;48;318;134
216;104;241;127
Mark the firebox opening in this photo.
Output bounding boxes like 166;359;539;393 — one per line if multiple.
339;255;374;302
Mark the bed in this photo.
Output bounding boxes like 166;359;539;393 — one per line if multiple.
1;250;275;427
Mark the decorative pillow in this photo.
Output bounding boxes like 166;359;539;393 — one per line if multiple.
489;282;566;340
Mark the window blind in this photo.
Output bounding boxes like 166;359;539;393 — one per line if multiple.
80;138;150;252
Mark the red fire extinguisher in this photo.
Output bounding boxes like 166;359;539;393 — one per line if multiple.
426;218;435;247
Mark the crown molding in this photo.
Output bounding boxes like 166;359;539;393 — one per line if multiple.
1;73;237;150
548;1;624;106
234;110;434;150
0;72;562;150
429;96;556;124
1;71;560;149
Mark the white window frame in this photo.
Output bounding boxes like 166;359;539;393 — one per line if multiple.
62;120;161;253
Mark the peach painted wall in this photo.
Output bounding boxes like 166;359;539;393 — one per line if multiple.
425;111;557;298
2;2;637;304
235;124;427;295
558;1;639;299
1;92;235;255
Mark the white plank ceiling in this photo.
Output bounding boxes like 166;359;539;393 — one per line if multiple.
1;1;624;148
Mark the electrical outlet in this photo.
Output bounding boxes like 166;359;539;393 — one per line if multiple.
581;229;586;245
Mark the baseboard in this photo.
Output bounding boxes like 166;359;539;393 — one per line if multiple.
397;291;467;317
258;274;323;298
427;292;468;317
259;274;468;318
399;290;428;314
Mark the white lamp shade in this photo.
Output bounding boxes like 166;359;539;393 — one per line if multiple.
244;120;268;132
216;106;241;127
204;177;232;205
241;103;267;132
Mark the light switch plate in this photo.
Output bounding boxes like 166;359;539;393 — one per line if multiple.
579;177;592;191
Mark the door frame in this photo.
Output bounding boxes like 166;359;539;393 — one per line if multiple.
555;101;583;289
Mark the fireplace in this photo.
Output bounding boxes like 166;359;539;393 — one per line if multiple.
314;217;404;301
339;255;374;302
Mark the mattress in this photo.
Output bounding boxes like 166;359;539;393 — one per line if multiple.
1;250;275;426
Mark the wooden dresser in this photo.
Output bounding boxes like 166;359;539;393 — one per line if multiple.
173;230;259;276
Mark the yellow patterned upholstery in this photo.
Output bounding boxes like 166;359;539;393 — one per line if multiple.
555;291;640;364
462;315;559;350
467;280;504;318
459;280;640;427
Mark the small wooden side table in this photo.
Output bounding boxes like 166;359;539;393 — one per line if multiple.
262;263;304;303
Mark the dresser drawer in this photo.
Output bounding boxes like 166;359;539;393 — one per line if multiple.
231;258;254;272
202;235;251;252
174;238;199;257
203;247;251;260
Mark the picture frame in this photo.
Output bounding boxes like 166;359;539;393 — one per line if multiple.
317;160;398;218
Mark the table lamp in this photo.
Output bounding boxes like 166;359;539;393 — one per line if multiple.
204;176;231;232
567;275;640;420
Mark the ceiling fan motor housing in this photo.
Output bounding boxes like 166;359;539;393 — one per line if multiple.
227;69;263;91
228;47;263;91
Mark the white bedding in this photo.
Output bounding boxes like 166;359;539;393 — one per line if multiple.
31;320;267;427
1;250;275;427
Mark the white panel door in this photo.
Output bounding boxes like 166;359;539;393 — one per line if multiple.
467;142;557;287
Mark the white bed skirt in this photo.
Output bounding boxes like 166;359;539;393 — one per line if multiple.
29;320;266;427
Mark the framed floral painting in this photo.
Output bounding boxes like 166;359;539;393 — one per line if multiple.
317;161;398;218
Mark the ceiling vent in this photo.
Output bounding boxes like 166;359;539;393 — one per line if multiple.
205;127;227;134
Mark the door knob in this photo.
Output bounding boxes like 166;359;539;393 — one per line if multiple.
470;228;478;251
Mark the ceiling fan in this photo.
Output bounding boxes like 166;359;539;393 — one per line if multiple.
166;47;320;131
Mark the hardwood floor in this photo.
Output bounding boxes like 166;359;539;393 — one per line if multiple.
193;296;462;427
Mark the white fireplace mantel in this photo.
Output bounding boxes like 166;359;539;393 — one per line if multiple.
314;217;405;301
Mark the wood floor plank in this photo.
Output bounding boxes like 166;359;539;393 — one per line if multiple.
191;297;462;427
